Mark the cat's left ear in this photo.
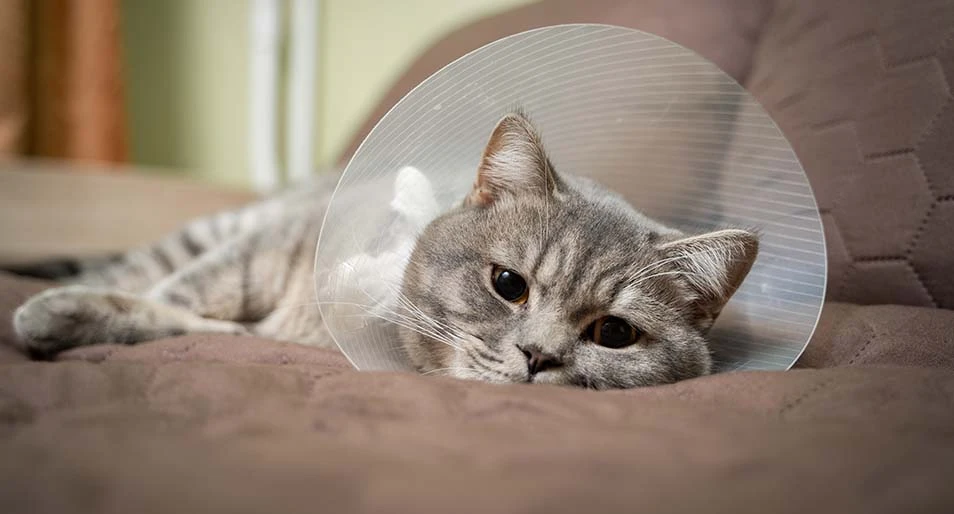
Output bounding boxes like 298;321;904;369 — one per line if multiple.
465;113;558;207
658;229;759;322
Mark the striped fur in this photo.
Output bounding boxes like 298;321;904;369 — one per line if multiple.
13;173;339;357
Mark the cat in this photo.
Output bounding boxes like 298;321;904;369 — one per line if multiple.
12;112;758;389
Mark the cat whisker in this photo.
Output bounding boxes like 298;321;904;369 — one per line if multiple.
324;275;467;351
387;297;462;347
317;300;464;351
366;310;462;351
394;294;461;342
381;282;467;344
355;312;464;352
328;266;468;350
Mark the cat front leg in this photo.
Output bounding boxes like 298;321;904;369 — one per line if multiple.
13;286;248;357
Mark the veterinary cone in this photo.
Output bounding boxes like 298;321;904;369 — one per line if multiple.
315;24;826;373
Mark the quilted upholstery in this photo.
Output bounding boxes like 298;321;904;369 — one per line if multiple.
1;274;954;514
747;0;954;308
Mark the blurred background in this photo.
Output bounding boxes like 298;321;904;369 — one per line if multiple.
0;0;532;190
0;0;771;264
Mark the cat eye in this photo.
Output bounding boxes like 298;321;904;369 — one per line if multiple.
491;266;529;304
586;316;640;349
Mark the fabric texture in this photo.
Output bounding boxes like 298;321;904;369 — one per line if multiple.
0;274;45;364
1;271;954;514
795;302;954;370
747;0;954;308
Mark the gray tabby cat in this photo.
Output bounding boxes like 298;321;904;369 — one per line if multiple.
13;112;758;389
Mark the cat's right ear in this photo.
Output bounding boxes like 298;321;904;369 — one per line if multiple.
465;113;558;207
657;229;759;324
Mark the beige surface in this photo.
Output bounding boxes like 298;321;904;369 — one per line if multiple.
0;160;256;265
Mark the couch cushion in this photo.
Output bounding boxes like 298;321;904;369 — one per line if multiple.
746;0;954;308
3;270;954;511
797;302;954;369
2;338;954;514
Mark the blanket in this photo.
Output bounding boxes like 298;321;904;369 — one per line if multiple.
2;272;953;513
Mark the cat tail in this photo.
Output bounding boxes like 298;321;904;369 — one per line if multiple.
2;255;122;281
4;204;259;293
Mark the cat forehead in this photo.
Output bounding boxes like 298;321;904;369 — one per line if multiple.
474;204;660;292
420;178;671;274
483;193;663;252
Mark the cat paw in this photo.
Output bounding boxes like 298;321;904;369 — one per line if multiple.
12;287;96;356
13;286;253;358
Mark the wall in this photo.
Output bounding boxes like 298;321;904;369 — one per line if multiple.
122;0;249;186
121;0;534;188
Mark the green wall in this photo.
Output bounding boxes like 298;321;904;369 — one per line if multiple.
121;0;534;188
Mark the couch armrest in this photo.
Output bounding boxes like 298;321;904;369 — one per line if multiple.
797;302;954;369
0;159;257;266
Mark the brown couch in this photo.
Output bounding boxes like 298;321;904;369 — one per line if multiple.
3;0;954;512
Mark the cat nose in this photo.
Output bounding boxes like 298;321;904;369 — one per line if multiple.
518;345;562;375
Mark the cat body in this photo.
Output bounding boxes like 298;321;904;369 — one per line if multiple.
13;113;758;389
14;174;337;354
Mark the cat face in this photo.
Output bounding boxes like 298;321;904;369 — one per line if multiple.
399;113;758;389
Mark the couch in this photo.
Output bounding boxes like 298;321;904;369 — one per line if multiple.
2;0;954;512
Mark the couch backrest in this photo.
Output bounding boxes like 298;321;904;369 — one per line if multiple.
341;0;954;310
747;0;954;309
338;0;774;162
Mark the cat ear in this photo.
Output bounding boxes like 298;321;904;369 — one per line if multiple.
658;229;759;322
465;113;557;207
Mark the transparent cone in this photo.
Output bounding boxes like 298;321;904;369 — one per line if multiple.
314;24;826;374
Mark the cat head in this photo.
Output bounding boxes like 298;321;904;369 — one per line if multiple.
399;112;758;389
